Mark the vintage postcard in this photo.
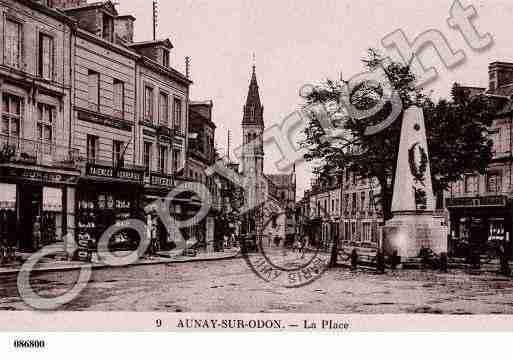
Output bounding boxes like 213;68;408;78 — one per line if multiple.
0;0;513;336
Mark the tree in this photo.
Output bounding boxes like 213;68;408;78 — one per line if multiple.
301;49;498;264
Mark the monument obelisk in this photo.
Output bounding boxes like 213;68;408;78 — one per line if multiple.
383;106;448;258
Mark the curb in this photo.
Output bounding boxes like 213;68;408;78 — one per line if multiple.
0;251;241;277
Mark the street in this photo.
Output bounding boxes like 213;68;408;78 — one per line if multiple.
2;257;513;314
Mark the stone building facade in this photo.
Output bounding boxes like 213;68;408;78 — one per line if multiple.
445;62;513;258
0;0;204;257
0;0;79;252
301;170;383;252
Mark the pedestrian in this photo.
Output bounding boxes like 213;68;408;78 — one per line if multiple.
350;249;358;271
32;216;41;251
498;243;511;277
376;250;386;274
390;250;401;270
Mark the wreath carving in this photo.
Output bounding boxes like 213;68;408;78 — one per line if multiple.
408;142;428;186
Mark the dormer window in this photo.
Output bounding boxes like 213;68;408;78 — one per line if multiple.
162;49;170;67
102;13;114;42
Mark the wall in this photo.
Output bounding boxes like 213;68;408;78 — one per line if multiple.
0;0;73;149
72;32;137;164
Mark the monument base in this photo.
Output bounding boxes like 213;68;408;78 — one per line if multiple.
383;212;448;258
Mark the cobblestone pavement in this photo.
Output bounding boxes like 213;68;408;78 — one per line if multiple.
1;256;513;313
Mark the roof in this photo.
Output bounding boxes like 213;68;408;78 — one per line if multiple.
242;65;264;126
129;39;174;50
189;108;216;129
62;1;118;15
486;83;513;116
190;100;213;107
17;0;78;26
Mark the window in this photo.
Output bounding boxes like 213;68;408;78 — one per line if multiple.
144;87;154;122
86;135;99;162
39;34;53;79
352;193;357;212
1;94;23;138
361;192;366;211
331;199;335;213
173;98;182;131
487;172;502;193
5;20;22;69
88;70;100;111
158;145;168;174
37;103;54;143
344;194;350;212
113;79;124;118
493;126;510;155
344;222;350;242
464;175;479;193
172;149;180;173
113;140;124;168
362;222;372;242
102;14;113;42
162;49;170;67
159;92;169;125
144;142;152;174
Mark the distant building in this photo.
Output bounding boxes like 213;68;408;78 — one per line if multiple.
302;170;382;252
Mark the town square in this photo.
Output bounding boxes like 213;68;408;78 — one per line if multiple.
1;0;513;318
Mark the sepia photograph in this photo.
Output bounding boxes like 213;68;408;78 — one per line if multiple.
0;0;513;335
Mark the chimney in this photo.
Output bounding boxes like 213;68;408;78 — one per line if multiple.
489;62;513;92
185;56;191;79
48;0;87;9
115;15;136;44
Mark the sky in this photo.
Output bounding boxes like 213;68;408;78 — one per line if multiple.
117;0;513;198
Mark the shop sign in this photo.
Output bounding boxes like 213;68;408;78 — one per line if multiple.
43;187;63;212
77;109;132;132
87;163;143;183
446;195;507;208
150;173;173;187
0;183;16;210
4;168;78;184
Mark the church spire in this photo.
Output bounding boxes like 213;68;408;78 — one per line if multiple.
243;62;264;126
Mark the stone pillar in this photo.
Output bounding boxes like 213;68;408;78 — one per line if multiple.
383;107;448;258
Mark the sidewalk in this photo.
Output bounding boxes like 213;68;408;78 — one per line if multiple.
0;248;241;276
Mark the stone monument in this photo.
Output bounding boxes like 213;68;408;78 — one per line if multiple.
382;106;448;258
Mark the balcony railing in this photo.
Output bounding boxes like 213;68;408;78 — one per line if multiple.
0;135;79;169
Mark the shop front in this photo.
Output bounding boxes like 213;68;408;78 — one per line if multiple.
143;172;176;251
446;195;512;258
76;162;145;259
0;165;79;252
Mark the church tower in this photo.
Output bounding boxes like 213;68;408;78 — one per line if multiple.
242;64;265;234
242;64;264;177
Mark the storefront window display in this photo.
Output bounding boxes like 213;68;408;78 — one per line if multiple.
0;183;16;248
77;189;140;256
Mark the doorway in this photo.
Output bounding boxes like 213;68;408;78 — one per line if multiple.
18;184;42;251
